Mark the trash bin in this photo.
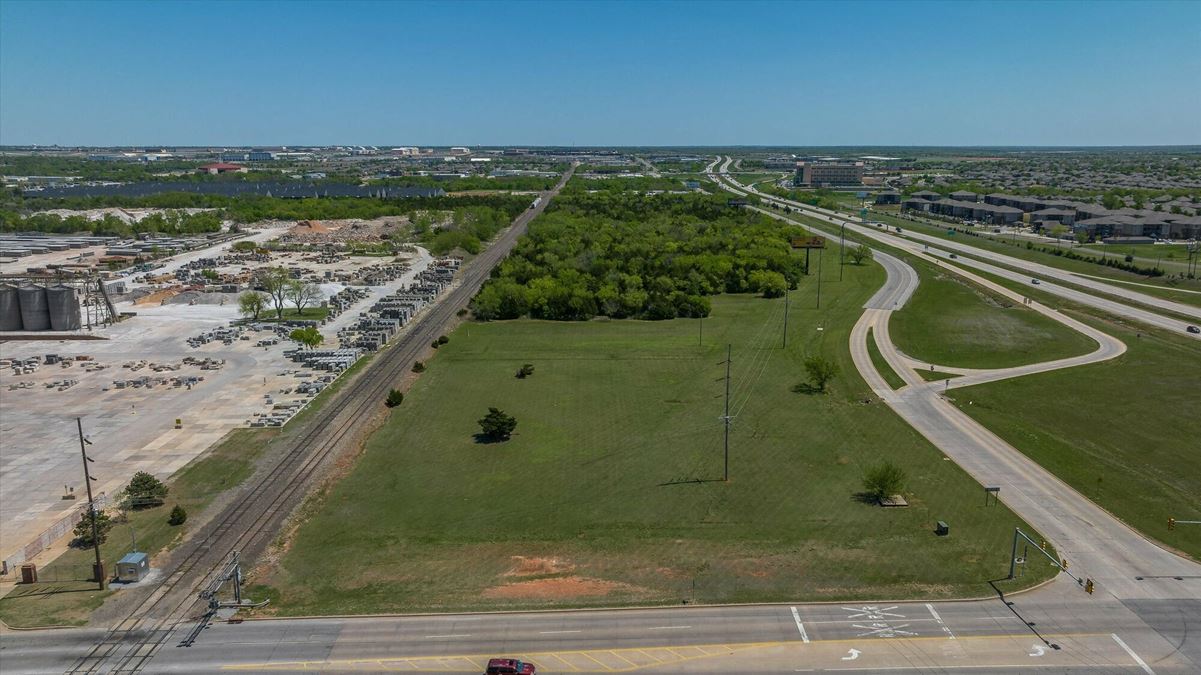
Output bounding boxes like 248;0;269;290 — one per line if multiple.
20;563;38;584
936;521;950;536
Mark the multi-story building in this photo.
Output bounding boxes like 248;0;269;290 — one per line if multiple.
795;161;864;187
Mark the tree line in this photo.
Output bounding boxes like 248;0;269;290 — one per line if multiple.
0;209;223;237
470;192;807;321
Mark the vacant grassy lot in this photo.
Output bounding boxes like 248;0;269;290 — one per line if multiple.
952;312;1201;561
890;265;1097;369
254;262;1052;616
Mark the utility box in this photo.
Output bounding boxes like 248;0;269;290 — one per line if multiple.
115;552;149;583
20;564;38;584
935;521;950;537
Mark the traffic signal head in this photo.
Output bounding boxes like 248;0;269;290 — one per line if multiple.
1169;518;1175;530
1085;579;1094;594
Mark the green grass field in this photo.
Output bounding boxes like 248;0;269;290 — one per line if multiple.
890;264;1098;369
252;261;1053;616
952;314;1201;561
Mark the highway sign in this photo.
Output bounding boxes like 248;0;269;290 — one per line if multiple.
791;236;826;249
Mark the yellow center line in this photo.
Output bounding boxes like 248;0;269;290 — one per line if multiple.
220;632;1111;671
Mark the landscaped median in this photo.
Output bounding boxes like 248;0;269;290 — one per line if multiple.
946;283;1201;562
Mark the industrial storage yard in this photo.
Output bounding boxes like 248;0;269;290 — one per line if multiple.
0;218;460;575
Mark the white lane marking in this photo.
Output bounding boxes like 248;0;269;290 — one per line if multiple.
925;603;956;640
647;625;691;630
1111;633;1155;675
538;630;582;634
424;634;471;639
790;606;810;644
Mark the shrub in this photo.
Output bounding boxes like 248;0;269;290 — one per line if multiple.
802;355;838;393
862;462;907;501
515;363;535;379
438;335;449;345
412;361;425;373
385;389;404;407
72;509;113;547
124;471;168;509
168;505;188;526
478;407;517;441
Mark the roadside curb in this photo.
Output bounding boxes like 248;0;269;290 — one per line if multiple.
235;576;1061;623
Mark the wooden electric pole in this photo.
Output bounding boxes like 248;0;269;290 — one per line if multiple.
78;417;104;590
723;344;731;482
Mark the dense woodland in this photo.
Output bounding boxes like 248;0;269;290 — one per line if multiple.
470;191;806;321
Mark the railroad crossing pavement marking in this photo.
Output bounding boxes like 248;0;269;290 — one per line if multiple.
925;603;956;640
842;605;906;621
790;606;810;643
219;632;1148;672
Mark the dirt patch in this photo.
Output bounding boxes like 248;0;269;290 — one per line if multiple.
483;576;644;600
133;287;184;305
504;556;575;577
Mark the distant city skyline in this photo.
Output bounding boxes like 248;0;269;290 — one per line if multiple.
2;0;1199;147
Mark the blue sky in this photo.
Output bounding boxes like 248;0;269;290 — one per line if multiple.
1;0;1198;146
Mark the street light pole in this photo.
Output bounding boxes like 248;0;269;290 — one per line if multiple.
839;223;846;281
78;417;104;590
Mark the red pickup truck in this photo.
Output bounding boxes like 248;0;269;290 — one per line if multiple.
486;658;536;674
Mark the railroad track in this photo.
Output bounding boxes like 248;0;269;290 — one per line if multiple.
65;165;576;674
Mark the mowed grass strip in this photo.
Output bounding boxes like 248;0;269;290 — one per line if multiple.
866;327;906;389
890;265;1097;369
953;314;1201;561
254;261;1053;616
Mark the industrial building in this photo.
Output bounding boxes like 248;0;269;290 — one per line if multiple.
197;163;247;175
795;161;865;187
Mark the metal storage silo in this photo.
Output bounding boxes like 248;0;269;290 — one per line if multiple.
46;284;82;331
17;284;51;331
0;284;22;331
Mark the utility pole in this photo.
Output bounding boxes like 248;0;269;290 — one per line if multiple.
816;247;824;309
782;290;789;349
78;417;104;590
698;317;703;346
839;223;846;281
722;344;731;482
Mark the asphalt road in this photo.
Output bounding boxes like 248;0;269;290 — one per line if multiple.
3;588;1198;673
